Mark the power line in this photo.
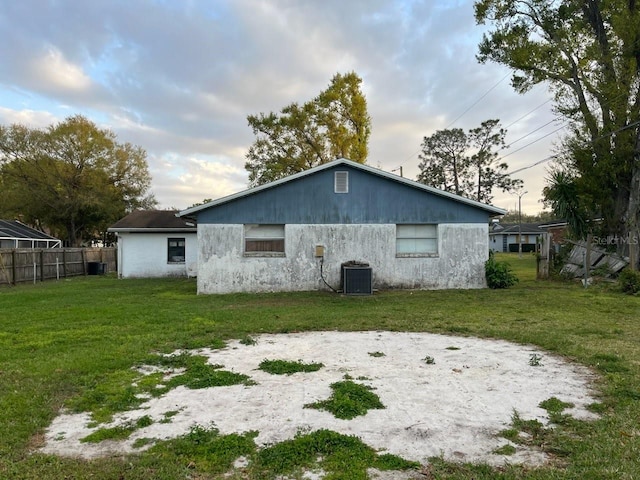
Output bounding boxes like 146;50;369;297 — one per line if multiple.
506;119;640;176
503;119;563;150
402;73;517;166
508;155;558;175
500;123;568;161
445;73;510;129
504;99;552;129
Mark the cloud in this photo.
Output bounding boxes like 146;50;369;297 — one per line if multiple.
29;47;93;93
0;107;58;128
151;155;247;210
0;0;560;214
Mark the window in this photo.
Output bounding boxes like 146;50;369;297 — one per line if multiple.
244;224;285;255
168;238;186;263
396;224;438;256
334;171;349;193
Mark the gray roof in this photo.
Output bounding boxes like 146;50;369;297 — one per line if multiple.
108;210;197;233
0;220;60;241
490;223;547;235
178;158;507;218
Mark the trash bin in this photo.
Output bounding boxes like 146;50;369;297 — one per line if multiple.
87;262;99;275
87;262;106;275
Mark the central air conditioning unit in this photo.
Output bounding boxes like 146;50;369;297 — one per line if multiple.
341;261;373;295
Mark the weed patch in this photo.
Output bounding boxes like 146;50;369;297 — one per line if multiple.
240;336;257;346
304;380;384;419
493;444;516;455
65;370;144;423
539;397;574;414
148;424;257;474
80;415;153;444
529;354;543;366
81;424;137;443
258;359;323;375
255;429;418;478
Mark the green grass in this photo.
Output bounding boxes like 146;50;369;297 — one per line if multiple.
258;359;324;375
304;380;385;419
254;429;419;478
0;253;639;478
66;351;253;423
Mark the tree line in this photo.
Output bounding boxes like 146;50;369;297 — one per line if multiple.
0;116;156;246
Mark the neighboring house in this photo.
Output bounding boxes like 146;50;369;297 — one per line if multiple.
489;222;547;253
0;220;61;249
178;158;506;294
538;220;568;252
108;210;197;278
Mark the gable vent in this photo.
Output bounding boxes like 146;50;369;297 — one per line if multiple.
334;171;349;193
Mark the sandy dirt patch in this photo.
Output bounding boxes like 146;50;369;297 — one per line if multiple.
41;331;598;466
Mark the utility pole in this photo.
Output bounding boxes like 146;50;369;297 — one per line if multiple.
516;190;527;258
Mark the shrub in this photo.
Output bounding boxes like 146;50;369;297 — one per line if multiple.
618;268;640;295
485;251;518;289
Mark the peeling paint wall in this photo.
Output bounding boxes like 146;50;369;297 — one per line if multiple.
117;232;198;278
197;224;488;294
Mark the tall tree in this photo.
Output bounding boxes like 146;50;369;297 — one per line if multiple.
475;0;640;267
417;128;470;196
245;72;371;186
0;115;156;246
417;119;521;202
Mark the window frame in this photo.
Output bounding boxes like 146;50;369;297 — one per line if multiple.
395;224;438;257
167;237;186;263
244;224;286;257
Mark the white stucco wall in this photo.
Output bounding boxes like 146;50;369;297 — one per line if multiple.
197;224;488;294
116;232;198;278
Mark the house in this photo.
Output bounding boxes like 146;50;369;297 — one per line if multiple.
489;221;547;253
178;158;506;294
108;210;197;278
538;220;568;252
0;220;61;249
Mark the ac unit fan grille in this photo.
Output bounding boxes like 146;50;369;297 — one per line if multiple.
343;266;372;295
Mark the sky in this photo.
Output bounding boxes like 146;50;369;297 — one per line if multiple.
0;0;564;215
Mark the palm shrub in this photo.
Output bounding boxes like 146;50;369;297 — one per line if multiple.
485;251;518;289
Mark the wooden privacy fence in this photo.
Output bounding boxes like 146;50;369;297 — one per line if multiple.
0;248;116;286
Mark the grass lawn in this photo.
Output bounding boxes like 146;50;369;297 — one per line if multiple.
1;253;639;479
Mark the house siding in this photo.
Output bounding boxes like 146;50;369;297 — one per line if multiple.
197;223;488;294
196;166;490;225
117;232;197;278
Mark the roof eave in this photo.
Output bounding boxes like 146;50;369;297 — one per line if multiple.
107;228;198;233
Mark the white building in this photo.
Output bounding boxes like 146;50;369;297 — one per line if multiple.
108;210;197;278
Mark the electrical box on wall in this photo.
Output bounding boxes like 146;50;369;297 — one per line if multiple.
315;245;325;257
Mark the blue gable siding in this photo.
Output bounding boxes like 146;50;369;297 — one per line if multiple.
196;165;491;224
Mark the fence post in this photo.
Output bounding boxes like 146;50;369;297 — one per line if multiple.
40;249;44;282
82;249;87;276
62;249;67;278
12;250;17;286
